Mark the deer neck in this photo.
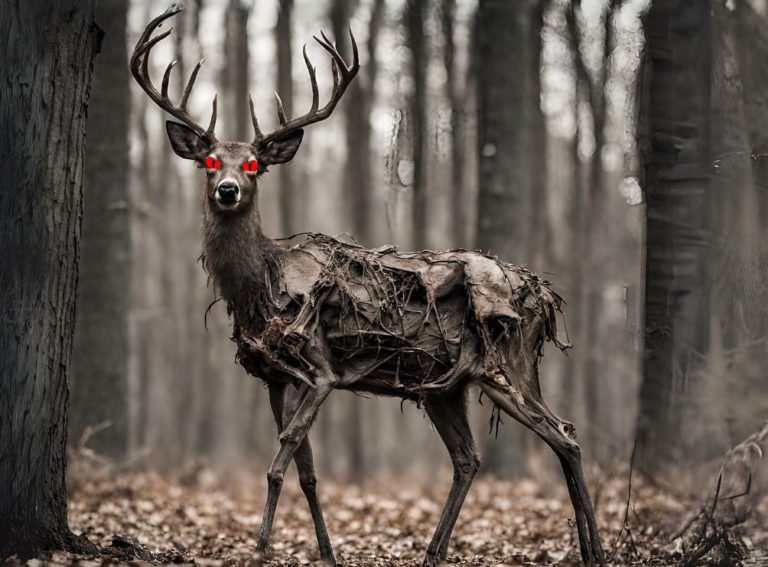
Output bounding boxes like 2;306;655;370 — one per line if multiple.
201;201;280;308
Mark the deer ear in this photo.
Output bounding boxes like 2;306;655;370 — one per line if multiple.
258;130;304;165
166;121;210;161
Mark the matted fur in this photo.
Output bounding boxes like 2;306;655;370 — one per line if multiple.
205;232;569;400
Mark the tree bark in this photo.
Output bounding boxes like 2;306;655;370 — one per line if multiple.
70;0;131;460
475;0;543;475
405;0;428;249
223;0;252;142
276;0;296;236
339;0;384;246
567;0;618;454
0;0;100;557
525;0;548;265
476;0;537;263
329;0;368;481
635;0;711;471
441;0;469;247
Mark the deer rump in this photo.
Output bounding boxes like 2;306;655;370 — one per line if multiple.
235;234;567;397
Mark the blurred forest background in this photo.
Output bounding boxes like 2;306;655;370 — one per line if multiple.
67;0;768;492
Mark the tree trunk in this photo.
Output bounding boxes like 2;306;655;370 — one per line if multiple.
276;0;296;236
405;0;428;249
441;0;470;247
0;0;100;556
525;0;548;265
329;0;368;481
475;0;542;476
635;0;711;471
223;0;251;143
341;0;384;246
568;0;618;455
70;0;131;461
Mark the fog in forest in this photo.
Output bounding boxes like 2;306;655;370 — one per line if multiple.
4;0;768;564
68;0;649;480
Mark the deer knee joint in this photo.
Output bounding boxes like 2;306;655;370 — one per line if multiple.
299;472;317;491
568;442;582;459
458;463;476;477
558;439;581;460
455;454;480;479
267;470;284;490
278;428;303;446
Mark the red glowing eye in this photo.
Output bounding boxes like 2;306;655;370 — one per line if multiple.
205;156;221;170
242;160;259;172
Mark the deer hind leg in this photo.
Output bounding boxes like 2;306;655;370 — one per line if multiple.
422;387;480;567
256;381;333;558
270;383;336;565
479;382;605;566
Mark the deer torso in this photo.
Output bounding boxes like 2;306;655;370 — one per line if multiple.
206;230;567;401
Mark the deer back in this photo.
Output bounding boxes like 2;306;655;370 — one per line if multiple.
234;234;568;398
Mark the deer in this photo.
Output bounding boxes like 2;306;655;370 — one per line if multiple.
129;6;605;567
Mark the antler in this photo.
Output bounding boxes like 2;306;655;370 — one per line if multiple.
251;28;360;149
130;5;218;144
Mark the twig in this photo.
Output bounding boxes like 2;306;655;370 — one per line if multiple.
611;438;637;560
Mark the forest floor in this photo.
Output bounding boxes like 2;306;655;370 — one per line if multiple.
8;465;768;566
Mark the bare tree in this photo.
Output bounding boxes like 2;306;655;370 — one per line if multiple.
525;0;550;264
276;0;296;235
440;0;470;246
224;0;253;142
328;0;367;480
562;2;586;419
563;0;620;452
572;0;619;449
635;0;711;471
70;0;132;460
0;0;100;556
475;0;545;475
338;0;385;245
404;0;428;248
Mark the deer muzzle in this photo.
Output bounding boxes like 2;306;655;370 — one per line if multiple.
215;179;240;206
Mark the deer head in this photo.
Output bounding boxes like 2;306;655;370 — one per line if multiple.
130;5;359;216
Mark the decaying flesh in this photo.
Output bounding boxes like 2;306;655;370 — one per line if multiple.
220;233;568;402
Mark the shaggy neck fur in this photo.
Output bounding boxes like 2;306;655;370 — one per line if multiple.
201;197;278;308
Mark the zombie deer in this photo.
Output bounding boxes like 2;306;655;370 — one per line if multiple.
130;6;605;566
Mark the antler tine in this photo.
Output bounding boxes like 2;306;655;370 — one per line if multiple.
315;31;351;76
180;59;204;111
349;26;360;71
137;29;172;81
255;27;361;149
274;92;288;125
207;94;218;136
330;59;341;94
303;45;319;113
249;94;264;144
131;5;181;65
129;6;217;143
161;60;177;100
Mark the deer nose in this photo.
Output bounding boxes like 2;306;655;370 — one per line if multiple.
216;180;240;204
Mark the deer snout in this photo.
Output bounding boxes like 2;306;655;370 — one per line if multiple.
215;179;240;205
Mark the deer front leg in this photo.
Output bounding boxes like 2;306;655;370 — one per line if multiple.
256;383;332;557
480;384;605;566
559;446;605;565
270;383;336;565
422;389;480;567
